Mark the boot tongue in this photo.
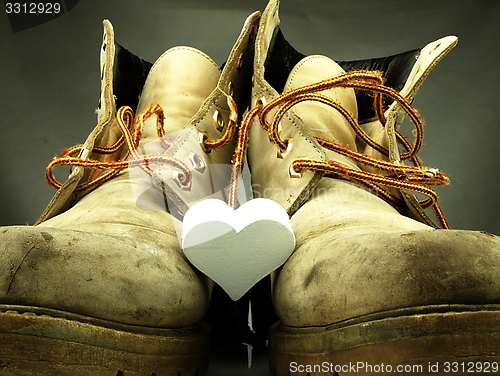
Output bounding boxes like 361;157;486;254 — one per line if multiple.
136;47;221;147
283;55;360;170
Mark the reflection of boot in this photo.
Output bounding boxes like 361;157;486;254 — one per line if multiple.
245;1;500;374
0;12;259;376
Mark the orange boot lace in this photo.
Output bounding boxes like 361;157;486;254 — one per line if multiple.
46;72;450;229
228;70;451;229
45;99;239;204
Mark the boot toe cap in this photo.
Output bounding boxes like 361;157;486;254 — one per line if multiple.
273;228;500;327
0;225;209;328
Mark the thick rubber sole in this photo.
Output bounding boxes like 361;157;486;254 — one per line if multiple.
269;305;500;376
0;304;210;376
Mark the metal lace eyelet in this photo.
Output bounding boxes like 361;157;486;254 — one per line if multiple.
289;165;303;179
198;132;211;154
173;170;192;191
257;96;267;106
213;109;224;132
227;81;234;97
237;52;245;72
277;138;292;159
189;152;206;174
289;157;307;179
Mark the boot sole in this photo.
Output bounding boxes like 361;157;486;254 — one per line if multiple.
269;304;500;376
0;304;210;376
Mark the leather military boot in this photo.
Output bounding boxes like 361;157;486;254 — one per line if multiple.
241;1;500;375
0;11;259;376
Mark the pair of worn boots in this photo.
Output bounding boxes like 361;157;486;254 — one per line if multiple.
1;0;499;375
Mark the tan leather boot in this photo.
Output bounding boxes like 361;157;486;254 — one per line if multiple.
245;1;500;375
0;12;259;376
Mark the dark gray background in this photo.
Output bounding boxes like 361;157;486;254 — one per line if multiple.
1;1;499;374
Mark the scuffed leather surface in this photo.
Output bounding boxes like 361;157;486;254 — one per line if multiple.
1;172;210;328
272;179;500;327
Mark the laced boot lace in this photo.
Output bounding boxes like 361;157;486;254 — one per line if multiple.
46;72;450;229
46;99;238;199
228;70;451;229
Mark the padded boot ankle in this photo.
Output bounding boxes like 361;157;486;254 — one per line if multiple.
0;12;259;376
245;1;500;375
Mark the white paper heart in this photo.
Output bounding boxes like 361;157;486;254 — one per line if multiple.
182;198;296;301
